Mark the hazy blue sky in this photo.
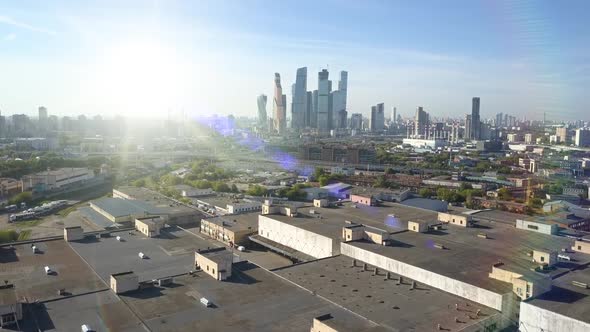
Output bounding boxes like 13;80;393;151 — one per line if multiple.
1;0;589;120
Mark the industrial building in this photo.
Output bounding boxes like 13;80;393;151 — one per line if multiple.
135;216;164;237
196;196;262;215
195;248;233;281
21;167;95;192
200;213;258;245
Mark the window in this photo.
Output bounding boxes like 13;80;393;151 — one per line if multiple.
527;224;539;230
347;235;350;239
578;245;582;250
460;220;463;225
540;256;545;262
413;226;416;231
212;268;215;274
207;265;209;271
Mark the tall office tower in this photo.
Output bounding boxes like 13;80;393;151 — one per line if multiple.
331;71;348;129
317;69;331;131
305;91;312;127
495;113;503;127
414;106;429;138
291;67;307;129
38;106;48;122
336;109;348;129
575;128;590;147
465;114;472;140
257;94;268;129
556;127;568;143
0;110;5;137
350;113;363;130
310;90;318;128
370;103;385;131
471;97;481;140
272;73;287;134
391;107;397;124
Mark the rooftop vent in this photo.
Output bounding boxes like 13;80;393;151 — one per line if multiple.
572;281;588;289
434;243;446;250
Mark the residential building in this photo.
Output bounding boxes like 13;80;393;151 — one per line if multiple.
464;114;472;141
414;107;429;138
556;127;568;143
471;97;481;140
575;128;590;147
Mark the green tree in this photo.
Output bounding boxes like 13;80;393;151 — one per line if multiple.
419;188;434;198
132;179;146;187
9;191;33;205
498;188;512;201
247;185;268;196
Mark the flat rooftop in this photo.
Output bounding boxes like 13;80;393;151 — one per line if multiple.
263;202;445;240
202;212;259;232
91;197;163;217
120;262;377;331
275;255;501;332
19;289;145;332
344;218;590;294
69;227;216;282
525;266;590;323
0;240;106;302
114;186;201;216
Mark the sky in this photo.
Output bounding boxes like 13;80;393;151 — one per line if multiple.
1;0;589;121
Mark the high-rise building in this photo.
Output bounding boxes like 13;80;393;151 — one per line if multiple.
414;107;429;138
556;127;568;143
310;90;318;128
336;109;348;129
471;97;481;140
331;71;348;129
38;106;48;121
370;103;385;131
391;107;397;124
350;113;363;130
464;114;472;140
291;67;307;129
0;110;5;137
272;73;287;134
257;94;268;129
305;91;312;127
317;69;331;131
495;113;503;128
575;128;590;147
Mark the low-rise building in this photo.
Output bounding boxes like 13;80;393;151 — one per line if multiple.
516;219;559;235
0;178;22;198
438;212;472;227
0;284;22;328
135;216;164;237
341;223;390;245
195;248;233;281
110;271;138;294
21;167;95;193
63;226;84;242
200;213;258;245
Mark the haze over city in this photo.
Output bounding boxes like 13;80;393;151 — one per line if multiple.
1;0;589;120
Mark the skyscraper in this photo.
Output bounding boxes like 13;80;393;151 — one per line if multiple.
495;113;503;128
331;71;348;129
465;114;472;141
414;107;429;138
305;91;312;127
350;113;363;130
556;127;568;143
336;109;348;129
317;69;331;131
310;90;318;128
257;94;268;129
272;73;287;134
291;67;307;129
38;106;48;134
391;107;397;124
471;97;481;140
370;103;385;131
575;128;590;147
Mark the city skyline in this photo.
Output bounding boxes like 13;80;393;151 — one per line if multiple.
1;1;590;120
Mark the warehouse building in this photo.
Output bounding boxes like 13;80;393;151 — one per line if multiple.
89;197;162;223
21;167;94;192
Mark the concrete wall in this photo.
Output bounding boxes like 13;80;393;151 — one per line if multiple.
408;221;428;233
135;218;162;238
259;215;334;259
572;240;590;254
520;302;590;332
195;252;232;281
350;194;374;206
516;219;557;235
438;212;471;227
340;242;505;311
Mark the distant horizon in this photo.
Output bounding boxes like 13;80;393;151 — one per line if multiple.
1;1;589;121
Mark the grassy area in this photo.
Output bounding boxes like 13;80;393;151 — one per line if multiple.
12;219;43;228
17;230;31;241
0;230;18;243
